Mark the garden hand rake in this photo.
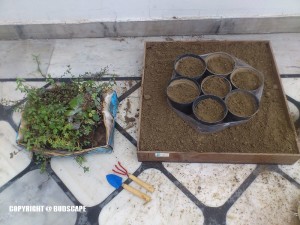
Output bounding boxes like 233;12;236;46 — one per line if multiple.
113;161;155;193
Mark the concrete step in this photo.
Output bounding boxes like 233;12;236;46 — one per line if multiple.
1;0;300;39
1;16;300;40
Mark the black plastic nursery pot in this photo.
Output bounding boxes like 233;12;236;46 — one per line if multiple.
166;77;200;114
225;89;259;121
201;75;232;99
193;95;228;125
230;67;264;96
174;53;206;83
205;52;235;76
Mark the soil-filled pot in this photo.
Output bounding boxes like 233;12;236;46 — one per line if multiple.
205;52;235;76
166;77;200;114
174;54;206;82
201;75;232;98
225;90;259;120
230;67;263;93
193;95;228;125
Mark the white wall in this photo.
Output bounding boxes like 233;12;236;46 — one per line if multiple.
0;0;300;24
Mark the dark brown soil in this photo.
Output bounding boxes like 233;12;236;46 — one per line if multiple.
201;76;231;98
194;98;225;123
80;122;106;148
91;123;106;147
140;41;298;154
226;92;257;117
175;56;205;77
125;115;135;123
207;54;235;74
167;82;199;103
232;70;261;90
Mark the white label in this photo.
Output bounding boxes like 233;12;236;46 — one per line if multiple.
155;152;170;157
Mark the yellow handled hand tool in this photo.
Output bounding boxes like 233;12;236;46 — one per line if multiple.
113;161;155;193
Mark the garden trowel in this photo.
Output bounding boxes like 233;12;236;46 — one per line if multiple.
106;174;151;204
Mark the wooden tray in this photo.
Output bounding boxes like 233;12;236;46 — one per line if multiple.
137;41;300;164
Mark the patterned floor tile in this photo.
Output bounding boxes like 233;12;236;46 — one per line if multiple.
287;101;300;123
0;40;54;78
99;168;204;225
280;161;300;184
12;111;21;126
0;82;46;102
227;171;300;225
116;91;140;140
281;78;300;101
0;121;31;187
115;80;140;98
50;130;141;207
163;163;256;207
0;169;76;225
46;38;146;78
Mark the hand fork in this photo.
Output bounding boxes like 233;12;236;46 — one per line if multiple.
113;161;155;193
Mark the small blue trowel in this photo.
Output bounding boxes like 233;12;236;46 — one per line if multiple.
106;174;151;203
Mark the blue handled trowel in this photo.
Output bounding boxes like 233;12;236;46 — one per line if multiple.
106;174;151;203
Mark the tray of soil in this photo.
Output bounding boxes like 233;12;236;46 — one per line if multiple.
138;41;300;164
174;54;206;82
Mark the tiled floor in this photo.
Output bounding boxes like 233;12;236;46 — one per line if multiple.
0;34;300;225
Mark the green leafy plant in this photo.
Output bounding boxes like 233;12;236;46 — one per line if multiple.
5;56;115;172
75;155;90;173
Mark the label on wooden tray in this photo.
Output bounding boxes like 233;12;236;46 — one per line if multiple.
155;152;170;157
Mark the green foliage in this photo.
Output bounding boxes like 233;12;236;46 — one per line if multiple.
18;78;110;151
10;56;116;172
75;155;89;173
35;153;49;173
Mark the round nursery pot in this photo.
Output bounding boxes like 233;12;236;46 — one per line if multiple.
225;90;259;120
230;67;263;92
174;54;206;82
192;95;228;125
201;75;232;99
205;52;235;76
166;77;201;114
